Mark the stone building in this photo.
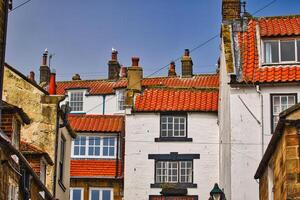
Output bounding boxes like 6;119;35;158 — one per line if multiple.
0;101;53;200
2;61;76;199
254;103;300;200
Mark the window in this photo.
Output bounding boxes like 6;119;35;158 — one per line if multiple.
155;161;193;184
271;94;297;132
72;136;117;158
263;39;300;64
117;90;125;111
89;188;113;200
70;91;84;112
161;115;186;137
70;188;83;200
59;137;65;182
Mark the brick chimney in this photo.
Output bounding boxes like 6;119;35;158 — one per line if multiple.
108;49;121;80
28;71;35;83
72;74;81;81
39;49;50;84
48;69;56;95
125;57;143;107
168;61;177;77
222;0;241;22
181;49;193;77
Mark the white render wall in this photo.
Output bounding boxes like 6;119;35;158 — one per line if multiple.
60;89;125;115
124;112;219;200
228;85;300;200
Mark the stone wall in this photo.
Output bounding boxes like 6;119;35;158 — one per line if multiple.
2;65;64;193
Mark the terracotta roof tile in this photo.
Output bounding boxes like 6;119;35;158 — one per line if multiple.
238;16;300;83
68;114;124;133
135;88;218;112
20;141;46;154
57;74;219;95
70;160;122;177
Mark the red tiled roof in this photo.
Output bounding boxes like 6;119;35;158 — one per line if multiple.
134;88;218;112
20;141;53;165
259;16;300;37
70;160;122;178
20;141;46;154
56;74;219;95
238;16;300;83
68;114;124;133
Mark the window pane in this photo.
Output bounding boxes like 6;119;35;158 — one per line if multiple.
103;147;108;156
109;147;115;156
95;147;100;156
80;147;85;155
264;41;279;63
91;190;100;200
72;189;82;200
74;146;79;155
88;147;94;156
102;190;111;200
297;40;300;61
281;40;295;62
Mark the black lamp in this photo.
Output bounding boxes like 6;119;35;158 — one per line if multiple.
210;183;225;200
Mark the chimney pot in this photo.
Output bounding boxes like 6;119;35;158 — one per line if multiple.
72;74;81;81
168;61;177;77
132;57;139;67
48;70;56;95
40;49;50;84
111;49;118;61
184;49;190;57
28;71;35;82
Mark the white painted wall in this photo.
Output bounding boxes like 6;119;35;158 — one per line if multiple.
225;85;300;200
124;112;219;200
60;89;125;115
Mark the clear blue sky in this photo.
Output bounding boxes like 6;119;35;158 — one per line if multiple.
5;0;300;81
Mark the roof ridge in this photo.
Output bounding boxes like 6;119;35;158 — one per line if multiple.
143;86;219;92
255;14;300;20
68;114;124;118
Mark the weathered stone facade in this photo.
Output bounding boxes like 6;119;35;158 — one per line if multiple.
256;104;300;200
2;64;63;193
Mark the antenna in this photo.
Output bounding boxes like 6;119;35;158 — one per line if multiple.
49;53;55;68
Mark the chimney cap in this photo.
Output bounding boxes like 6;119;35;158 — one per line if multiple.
44;48;48;54
72;74;81;80
184;49;190;56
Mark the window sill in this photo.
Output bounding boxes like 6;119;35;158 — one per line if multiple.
69;112;86;114
155;137;193;142
150;183;197;188
261;62;300;66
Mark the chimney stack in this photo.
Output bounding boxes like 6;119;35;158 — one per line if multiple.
28;71;35;83
48;69;56;95
181;49;193;77
39;49;50;84
108;48;121;80
168;61;177;77
125;57;143;107
72;74;81;81
222;0;241;22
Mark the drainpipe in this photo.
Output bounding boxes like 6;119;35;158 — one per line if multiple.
256;85;264;156
115;133;119;179
102;95;106;114
53;97;65;197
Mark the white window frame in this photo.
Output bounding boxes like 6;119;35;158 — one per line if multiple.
262;38;300;65
89;187;113;200
71;135;117;159
155;160;193;184
116;89;125;111
70;188;84;200
271;94;297;132
68;90;86;113
160;115;187;138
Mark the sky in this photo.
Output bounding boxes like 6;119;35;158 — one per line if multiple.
5;0;300;81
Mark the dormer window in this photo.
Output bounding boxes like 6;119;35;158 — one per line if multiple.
69;91;84;112
263;39;300;65
116;89;125;111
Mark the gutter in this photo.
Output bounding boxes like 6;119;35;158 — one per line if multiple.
256;85;264;157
